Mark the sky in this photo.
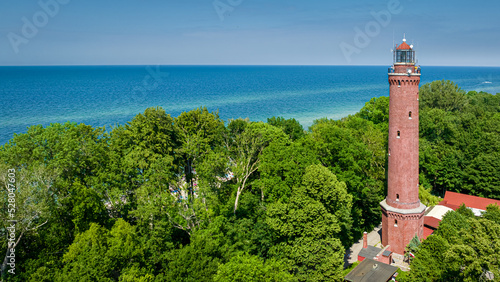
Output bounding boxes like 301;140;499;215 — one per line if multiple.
1;0;499;66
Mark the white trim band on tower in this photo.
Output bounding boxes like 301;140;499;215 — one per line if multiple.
380;199;426;215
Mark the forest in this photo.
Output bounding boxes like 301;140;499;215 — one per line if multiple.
0;80;499;281
398;204;500;281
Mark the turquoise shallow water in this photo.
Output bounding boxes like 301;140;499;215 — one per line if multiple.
1;65;499;145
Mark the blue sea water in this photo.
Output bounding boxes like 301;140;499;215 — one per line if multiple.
1;65;500;145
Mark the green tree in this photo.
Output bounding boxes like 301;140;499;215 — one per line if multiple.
266;165;349;281
91;107;180;223
441;219;500;281
0;122;109;280
64;181;111;233
404;211;500;282
401;235;449;282
301;164;353;245
310;117;385;235
225;121;287;214
419;82;500;199
269;237;344;282
267;117;305;141
161;231;221;282
98;107;182;228
420;80;467;112
483;204;500;224
175;107;226;190
257;135;319;204
356;96;390;131
456;203;475;218
215;253;296;282
57;219;145;281
0;165;57;280
404;234;421;263
418;184;442;206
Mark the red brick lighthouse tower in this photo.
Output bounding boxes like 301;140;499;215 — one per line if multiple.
380;38;426;255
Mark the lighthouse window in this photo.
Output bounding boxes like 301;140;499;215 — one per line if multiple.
394;220;398;227
396;194;399;201
417;92;419;101
397;131;401;138
409;111;412;119
388;148;391;156
398;80;401;87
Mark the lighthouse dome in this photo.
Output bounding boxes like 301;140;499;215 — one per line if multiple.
397;41;412;50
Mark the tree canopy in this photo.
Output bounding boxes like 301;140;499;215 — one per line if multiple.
0;80;498;281
400;210;500;282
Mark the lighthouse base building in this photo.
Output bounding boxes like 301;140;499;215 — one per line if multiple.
381;201;425;255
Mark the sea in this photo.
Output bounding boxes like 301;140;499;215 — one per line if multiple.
1;65;500;145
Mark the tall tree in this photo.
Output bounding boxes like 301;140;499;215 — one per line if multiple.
225;120;287;214
310;117;385;234
266;164;351;281
175;107;226;191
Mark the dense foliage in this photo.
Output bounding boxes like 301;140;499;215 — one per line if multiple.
419;80;500;199
399;205;500;282
0;80;498;281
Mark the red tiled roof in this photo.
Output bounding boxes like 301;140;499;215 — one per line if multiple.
424;216;440;229
441;191;500;211
438;202;461;211
396;41;412;50
423;226;434;239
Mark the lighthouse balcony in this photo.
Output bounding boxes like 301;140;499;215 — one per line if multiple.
388;66;421;76
388;73;421;77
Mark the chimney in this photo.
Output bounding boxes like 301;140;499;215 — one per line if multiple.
363;232;368;248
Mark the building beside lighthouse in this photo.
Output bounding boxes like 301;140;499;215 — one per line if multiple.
380;38;425;255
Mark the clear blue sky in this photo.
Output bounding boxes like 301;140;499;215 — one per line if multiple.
1;0;499;66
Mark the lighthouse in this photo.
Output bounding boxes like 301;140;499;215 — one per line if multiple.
380;37;426;255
